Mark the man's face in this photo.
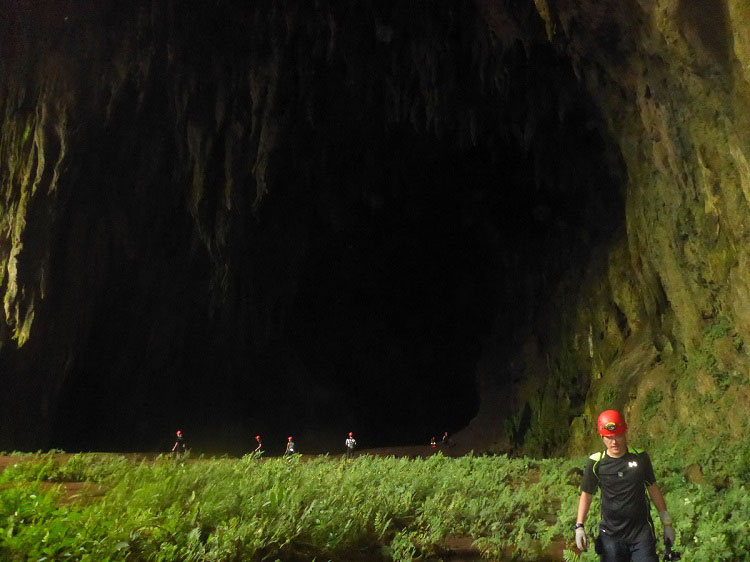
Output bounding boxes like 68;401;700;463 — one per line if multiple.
602;431;628;457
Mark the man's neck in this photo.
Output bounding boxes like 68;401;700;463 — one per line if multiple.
606;449;627;459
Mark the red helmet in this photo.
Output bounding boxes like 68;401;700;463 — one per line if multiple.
288;436;293;441
176;430;182;436
348;432;353;437
598;410;627;436
256;435;261;440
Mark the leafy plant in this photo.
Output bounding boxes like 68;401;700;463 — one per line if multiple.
0;444;747;560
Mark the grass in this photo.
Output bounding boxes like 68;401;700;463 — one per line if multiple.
0;442;748;561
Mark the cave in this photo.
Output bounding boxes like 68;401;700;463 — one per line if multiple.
2;0;749;456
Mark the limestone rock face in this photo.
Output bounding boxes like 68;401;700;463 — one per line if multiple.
485;0;750;454
1;1;748;452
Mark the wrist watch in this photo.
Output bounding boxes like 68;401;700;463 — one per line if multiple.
574;523;585;529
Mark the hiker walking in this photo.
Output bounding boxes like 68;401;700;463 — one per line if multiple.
345;431;357;459
171;429;187;456
285;436;296;456
254;434;263;455
574;410;676;561
441;431;453;448
430;436;437;449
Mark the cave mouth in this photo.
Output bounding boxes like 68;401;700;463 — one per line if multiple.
279;44;625;451
287;131;499;447
50;16;625;455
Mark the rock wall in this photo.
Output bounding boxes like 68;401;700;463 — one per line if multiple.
1;0;748;453
473;0;750;454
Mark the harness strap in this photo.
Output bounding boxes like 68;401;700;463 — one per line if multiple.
590;446;643;481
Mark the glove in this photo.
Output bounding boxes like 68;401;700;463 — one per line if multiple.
663;524;676;547
659;510;676;546
575;526;588;551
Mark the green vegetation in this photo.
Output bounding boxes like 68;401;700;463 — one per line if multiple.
641;389;663;420
598;385;619;410
677;315;748;402
1;442;747;561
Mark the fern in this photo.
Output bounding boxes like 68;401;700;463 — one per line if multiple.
0;447;748;560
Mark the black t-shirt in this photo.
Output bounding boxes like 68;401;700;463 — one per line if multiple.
581;449;656;542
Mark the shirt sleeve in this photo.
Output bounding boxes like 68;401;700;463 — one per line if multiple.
581;459;598;494
641;452;656;486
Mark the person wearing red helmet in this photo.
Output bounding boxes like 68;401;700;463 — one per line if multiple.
345;432;357;459
171;429;186;456
254;434;263;455
574;410;676;561
285;436;296;456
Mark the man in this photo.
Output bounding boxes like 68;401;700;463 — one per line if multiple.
345;431;357;459
441;431;454;448
285;435;296;456
171;429;186;456
254;434;263;455
575;410;676;561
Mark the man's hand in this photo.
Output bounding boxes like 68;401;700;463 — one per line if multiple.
575;526;588;551
659;510;676;546
663;524;676;546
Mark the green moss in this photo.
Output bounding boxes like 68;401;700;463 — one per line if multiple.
641;389;663;420
21;121;33;144
681;316;732;376
13;308;34;347
704;316;731;341
711;369;742;391
599;385;619;410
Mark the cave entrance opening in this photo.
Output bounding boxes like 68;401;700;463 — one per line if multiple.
285;42;625;450
48;19;625;455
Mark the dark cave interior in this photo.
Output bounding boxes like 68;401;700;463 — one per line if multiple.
3;3;625;454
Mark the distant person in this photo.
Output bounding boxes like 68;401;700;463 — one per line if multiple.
441;431;454;448
345;431;357;459
285;436;296;456
171;430;186;456
430;436;437;449
254;435;263;455
574;410;676;561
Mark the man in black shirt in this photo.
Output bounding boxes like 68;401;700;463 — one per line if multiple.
575;410;676;561
171;429;186;456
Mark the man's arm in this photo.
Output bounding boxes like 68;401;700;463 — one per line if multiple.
574;491;593;551
648;483;676;545
647;483;667;512
577;491;593;524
